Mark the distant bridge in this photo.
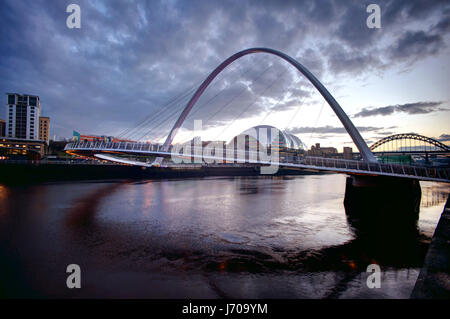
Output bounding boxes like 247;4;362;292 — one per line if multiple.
370;133;450;155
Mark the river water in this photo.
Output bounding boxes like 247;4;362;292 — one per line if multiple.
0;174;448;298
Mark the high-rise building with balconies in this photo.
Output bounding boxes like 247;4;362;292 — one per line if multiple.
5;93;41;140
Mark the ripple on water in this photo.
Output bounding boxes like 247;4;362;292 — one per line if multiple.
216;232;250;244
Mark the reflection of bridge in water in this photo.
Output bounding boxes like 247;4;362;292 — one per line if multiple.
65;48;449;183
420;183;450;208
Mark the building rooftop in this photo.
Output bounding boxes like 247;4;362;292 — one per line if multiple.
6;92;40;98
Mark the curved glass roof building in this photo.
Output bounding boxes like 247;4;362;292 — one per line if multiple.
233;125;307;151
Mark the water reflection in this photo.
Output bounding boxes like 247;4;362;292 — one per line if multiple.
420;182;449;208
238;176;290;195
63;176;442;272
0;175;448;298
0;185;9;216
65;182;126;227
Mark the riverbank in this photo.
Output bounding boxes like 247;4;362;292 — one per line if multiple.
411;194;450;298
0;162;326;185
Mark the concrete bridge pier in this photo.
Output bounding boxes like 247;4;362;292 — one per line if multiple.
344;175;422;237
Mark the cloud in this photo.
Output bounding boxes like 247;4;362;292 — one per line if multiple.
432;14;450;33
332;1;380;49
389;30;445;62
324;42;383;75
438;134;450;142
0;0;449;140
354;101;445;117
375;131;396;137
287;125;384;134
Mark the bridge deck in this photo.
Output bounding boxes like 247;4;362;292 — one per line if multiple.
65;141;450;183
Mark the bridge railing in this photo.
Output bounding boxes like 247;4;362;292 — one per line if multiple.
0;159;119;165
301;155;448;179
67;141;164;152
64;142;449;181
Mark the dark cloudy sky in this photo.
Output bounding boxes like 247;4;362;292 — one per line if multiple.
1;0;449;149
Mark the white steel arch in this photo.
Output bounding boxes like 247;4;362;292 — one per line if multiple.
157;48;377;163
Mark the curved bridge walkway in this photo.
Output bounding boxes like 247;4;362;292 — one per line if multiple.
65;141;450;183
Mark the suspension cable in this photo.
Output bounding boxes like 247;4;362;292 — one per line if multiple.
119;84;200;140
122;56;260;142
201;62;274;131
213;67;287;142
283;84;313;131
307;99;325;147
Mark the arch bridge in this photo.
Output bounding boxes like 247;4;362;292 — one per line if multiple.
155;47;377;164
370;133;450;154
64;48;450;183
